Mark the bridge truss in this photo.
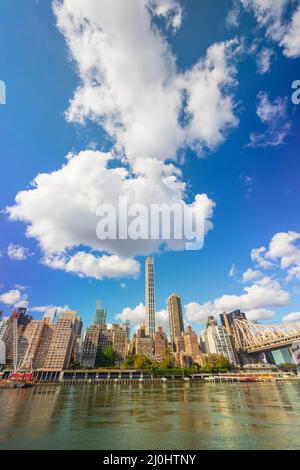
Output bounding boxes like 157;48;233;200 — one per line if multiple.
232;319;300;354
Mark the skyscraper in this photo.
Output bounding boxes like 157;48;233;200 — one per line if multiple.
0;340;5;365
20;318;54;370
145;257;155;339
1;308;32;366
94;300;107;327
167;294;184;352
43;311;82;371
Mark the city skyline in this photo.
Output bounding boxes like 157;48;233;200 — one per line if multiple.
1;0;300;335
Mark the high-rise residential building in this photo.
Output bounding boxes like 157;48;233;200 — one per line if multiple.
1;308;33;366
0;340;6;365
0;315;8;342
81;324;128;368
220;310;247;330
219;312;244;364
16;308;33;332
202;317;236;365
184;326;201;361
167;294;184;352
43;311;82;371
154;327;168;359
20;318;55;370
94;300;107;327
112;325;128;362
145;257;155;339
33;320;55;369
81;325;102;368
131;325;153;358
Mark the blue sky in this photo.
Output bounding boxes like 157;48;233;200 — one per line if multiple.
1;0;300;334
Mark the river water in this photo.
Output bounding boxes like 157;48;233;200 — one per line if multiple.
0;382;300;450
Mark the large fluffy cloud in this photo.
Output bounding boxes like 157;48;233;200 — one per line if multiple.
6;0;244;281
42;252;140;281
54;0;240;163
7;150;215;280
283;312;300;323
184;275;289;323
0;289;29;308
252;231;300;281
115;303;169;333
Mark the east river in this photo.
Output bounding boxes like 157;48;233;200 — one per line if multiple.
0;382;300;450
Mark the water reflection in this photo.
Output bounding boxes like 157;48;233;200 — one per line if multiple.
0;382;299;450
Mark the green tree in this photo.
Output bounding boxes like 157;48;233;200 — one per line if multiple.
69;360;81;370
279;363;297;373
96;345;118;368
134;355;152;370
203;354;232;372
121;355;136;369
159;349;176;369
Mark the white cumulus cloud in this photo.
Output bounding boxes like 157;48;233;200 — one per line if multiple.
0;289;29;308
184;275;288;324
7;150;215;279
7;0;242;281
283;312;300;323
115;302;169;333
251;231;300;281
42;252;140;281
7;244;30;261
31;305;69;320
53;0;240;164
240;0;300;58
248;92;291;148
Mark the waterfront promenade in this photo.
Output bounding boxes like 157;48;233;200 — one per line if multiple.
2;368;298;385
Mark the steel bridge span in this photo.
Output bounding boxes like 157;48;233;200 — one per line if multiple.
232;319;300;354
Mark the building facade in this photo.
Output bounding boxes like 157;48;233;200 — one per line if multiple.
145;257;156;339
81;325;102;368
20;318;55;370
131;325;153;358
270;348;293;365
81;324;128;368
154;327;168;359
1;308;33;366
184;326;201;361
0;340;6;365
43;311;82;371
202;317;236;365
168;294;184;352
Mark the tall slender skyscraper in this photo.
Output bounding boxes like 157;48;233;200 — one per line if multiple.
168;294;184;352
94;300;107;327
145;257;156;339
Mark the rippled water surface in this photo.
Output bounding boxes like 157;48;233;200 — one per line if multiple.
0;382;300;450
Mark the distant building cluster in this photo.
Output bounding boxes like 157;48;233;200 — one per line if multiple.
0;257;299;372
